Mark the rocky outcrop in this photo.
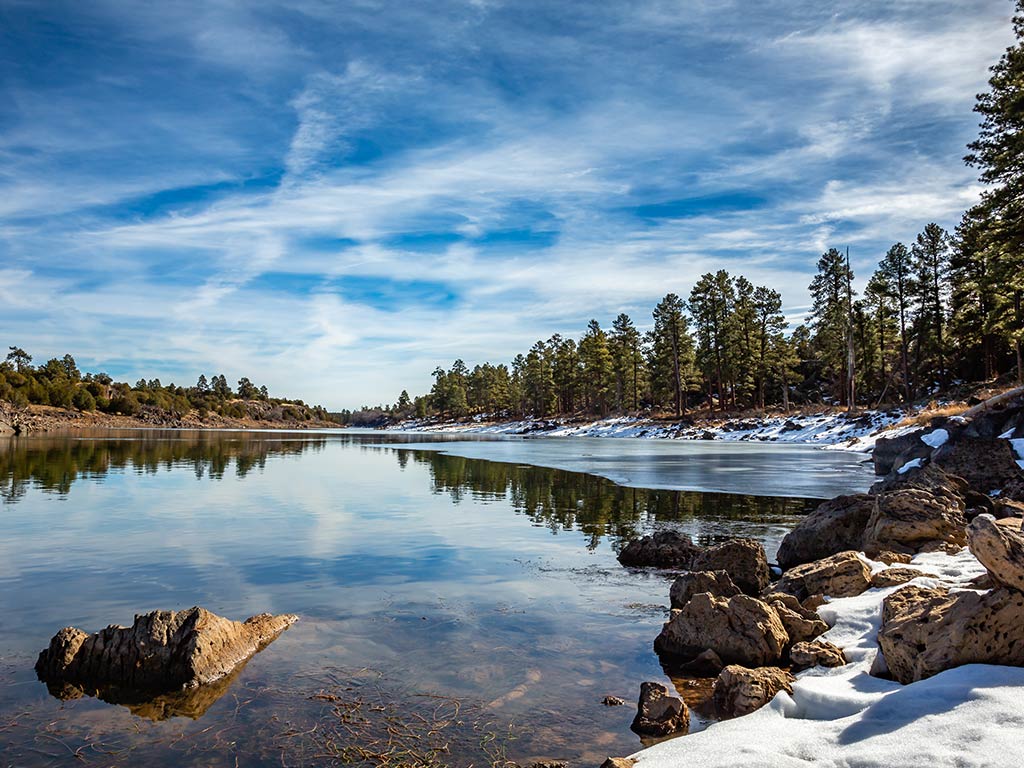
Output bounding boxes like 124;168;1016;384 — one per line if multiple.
773;551;872;601
932;437;1024;493
862;485;968;555
669;570;740;609
618;531;698;568
655;593;788;667
776;494;876;570
676;648;725;677
36;607;298;693
713;665;794;719
766;593;828;645
630;681;689;737
690;538;770;595
789;640;846;671
870;567;935;588
967;514;1024;591
877;584;1024;684
873;429;931;475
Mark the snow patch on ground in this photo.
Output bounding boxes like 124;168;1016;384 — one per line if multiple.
398;409;911;451
633;548;1024;768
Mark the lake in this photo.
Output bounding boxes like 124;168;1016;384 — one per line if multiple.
0;429;873;766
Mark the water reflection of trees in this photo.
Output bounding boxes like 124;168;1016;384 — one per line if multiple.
403;449;819;549
0;432;327;503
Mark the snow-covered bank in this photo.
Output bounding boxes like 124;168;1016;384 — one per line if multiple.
398;409;913;451
633;548;1024;768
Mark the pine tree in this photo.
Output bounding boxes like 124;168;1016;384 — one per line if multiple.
808;248;855;405
752;285;787;409
875;243;914;401
910;223;951;389
649;294;692;416
610;313;644;412
579;320;614;415
690;272;734;411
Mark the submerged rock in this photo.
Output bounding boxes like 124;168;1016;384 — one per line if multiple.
691;538;770;595
655;593;788;667
668;570;740;609
712;665;794;719
773;551;872;601
618;530;698;568
968;514;1024;591
776;494;876;570
877;584;1024;684
36;607;298;695
789;640;847;671
630;681;689;737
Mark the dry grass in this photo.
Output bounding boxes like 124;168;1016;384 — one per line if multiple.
897;402;970;428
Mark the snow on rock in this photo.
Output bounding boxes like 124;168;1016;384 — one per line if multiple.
920;428;949;449
630;549;1024;768
897;457;923;474
1010;438;1024;470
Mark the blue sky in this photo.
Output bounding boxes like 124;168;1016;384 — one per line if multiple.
0;0;1013;409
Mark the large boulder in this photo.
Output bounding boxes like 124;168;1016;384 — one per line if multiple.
691;538;770;595
630;681;689;737
862;486;968;556
36;607;298;693
713;665;794;719
618;530;698;568
789;640;846;671
655;593;788;667
873;429;931;475
776;494;876;570
877;584;1024;684
669;570;740;609
932;437;1024;493
765;593;828;645
967;514;1024;591
773;551;872;601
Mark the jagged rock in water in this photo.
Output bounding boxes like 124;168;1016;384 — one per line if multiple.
712;665;794;719
870;567;936;588
602;695;625;706
968;514;1024;591
630;681;689;737
690;538;770;595
776;494;876;570
675;648;725;677
877;584;1024;684
789;640;847;671
669;570;740;609
932;437;1024;493
773;551;872;601
655;593;788;667
862;485;968;556
617;530;699;568
36;607;298;694
766;593;828;645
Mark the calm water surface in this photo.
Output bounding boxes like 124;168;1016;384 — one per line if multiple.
0;430;872;766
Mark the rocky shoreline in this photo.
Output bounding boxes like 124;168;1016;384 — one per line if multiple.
606;387;1024;767
0;402;339;435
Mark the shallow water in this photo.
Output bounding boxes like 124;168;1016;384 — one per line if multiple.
0;430;872;766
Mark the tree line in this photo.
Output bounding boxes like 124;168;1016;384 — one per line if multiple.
0;347;334;423
377;7;1024;423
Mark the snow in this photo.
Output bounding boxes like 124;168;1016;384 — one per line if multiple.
1009;438;1024;470
897;458;923;474
920;428;949;448
632;549;1024;768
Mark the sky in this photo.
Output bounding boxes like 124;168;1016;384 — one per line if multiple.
0;0;1014;409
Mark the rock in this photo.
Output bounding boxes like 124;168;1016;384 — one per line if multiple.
967;514;1024;592
35;607;298;693
767;595;828;645
630;681;689;737
873;429;929;475
776;494;876;570
713;665;794;719
691;538;770;595
600;759;636;768
862;486;968;556
669;570;740;609
676;648;725;677
790;640;847;671
866;550;913;565
994;498;1024;520
870;567;936;588
618;530;699;568
878;584;1024;684
773;551;872;600
932;437;1024;493
602;695;625;706
655;593;788;667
